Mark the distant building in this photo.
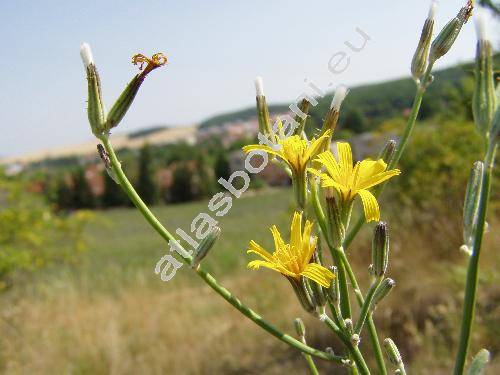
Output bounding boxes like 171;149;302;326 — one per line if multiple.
84;164;104;196
196;112;292;147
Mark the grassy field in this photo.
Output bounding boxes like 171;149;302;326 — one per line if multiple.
1;187;499;374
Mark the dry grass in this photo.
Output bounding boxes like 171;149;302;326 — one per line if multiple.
0;189;498;374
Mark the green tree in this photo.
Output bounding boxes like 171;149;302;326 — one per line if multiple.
102;171;129;207
0;176;90;288
137;144;158;205
55;176;73;209
171;163;194;203
343;108;367;133
214;152;230;182
195;152;214;197
73;167;95;209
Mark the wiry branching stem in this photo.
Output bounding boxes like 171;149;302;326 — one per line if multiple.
453;141;497;375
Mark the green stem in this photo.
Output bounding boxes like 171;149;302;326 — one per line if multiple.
354;278;382;334
303;353;320;375
197;267;342;362
100;136;343;364
300;335;320;375
453;142;497;375
311;181;328;238
322;315;371;375
311;181;352;321
343;64;433;248
331;247;352;320
101;136;178;246
366;314;386;374
338;251;387;375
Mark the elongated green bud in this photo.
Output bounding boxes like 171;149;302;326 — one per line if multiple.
462;162;484;253
371;222;389;277
429;1;473;62
190;226;221;269
321;86;348;138
255;76;274;138
106;53;167;130
411;1;436;81
326;191;346;248
383;338;403;366
371;278;395;309
472;11;496;136
293;98;311;136
379;139;397;165
81;43;106;137
294;318;306;338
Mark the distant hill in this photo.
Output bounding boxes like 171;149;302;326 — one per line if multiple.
198;53;499;134
1;125;197;167
199;104;290;129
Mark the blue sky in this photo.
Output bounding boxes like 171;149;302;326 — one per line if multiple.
0;0;497;157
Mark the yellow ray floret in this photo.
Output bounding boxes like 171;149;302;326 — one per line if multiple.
310;142;401;222
246;211;334;287
242;131;331;176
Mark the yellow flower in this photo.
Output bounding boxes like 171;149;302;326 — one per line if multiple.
310;142;401;222
247;211;335;287
242;131;331;178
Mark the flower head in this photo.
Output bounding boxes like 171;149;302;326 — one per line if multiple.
243;131;331;178
247;211;334;287
310;142;400;222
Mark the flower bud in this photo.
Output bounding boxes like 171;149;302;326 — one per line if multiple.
371;222;389;277
468;349;491;375
293;98;311;136
411;1;436;81
379;139;397;165
371;278;395;309
344;318;354;334
80;42;106;137
191;226;221;269
463;162;484;251
429;1;473;62
472;10;496;136
294;318;306;338
321;86;348;137
255;76;274;139
351;333;360;346
383;338;403;366
106;53;167;130
325;193;346;248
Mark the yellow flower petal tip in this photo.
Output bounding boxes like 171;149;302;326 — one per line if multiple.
246;211;335;287
311;142;400;222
